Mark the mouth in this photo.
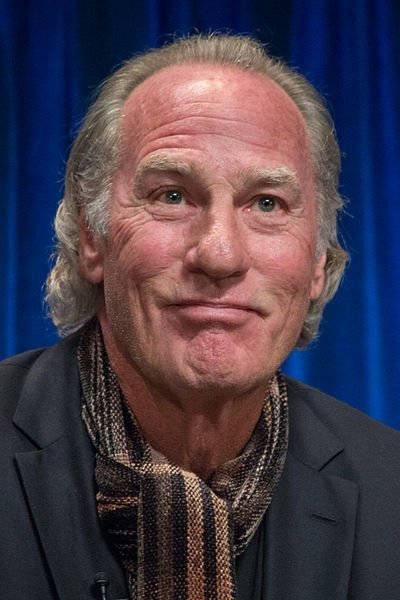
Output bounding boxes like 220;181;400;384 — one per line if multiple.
169;300;264;323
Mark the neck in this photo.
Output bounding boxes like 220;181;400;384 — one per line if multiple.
100;325;267;480
122;381;265;479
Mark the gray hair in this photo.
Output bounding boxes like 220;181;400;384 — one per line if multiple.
45;33;348;346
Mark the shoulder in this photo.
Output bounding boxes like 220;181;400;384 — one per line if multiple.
0;331;82;423
0;349;48;419
286;375;400;442
284;375;400;482
0;346;46;384
278;377;400;597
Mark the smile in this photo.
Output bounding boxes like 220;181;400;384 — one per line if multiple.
170;301;262;324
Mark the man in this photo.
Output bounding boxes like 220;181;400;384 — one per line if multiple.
1;34;399;600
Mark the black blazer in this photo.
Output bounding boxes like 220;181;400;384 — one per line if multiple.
1;333;400;599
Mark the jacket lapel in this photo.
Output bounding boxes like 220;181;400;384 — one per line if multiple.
265;379;359;600
12;335;128;600
237;378;359;600
262;452;358;600
13;337;359;599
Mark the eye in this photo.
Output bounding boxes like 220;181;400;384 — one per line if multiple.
161;190;184;204
256;196;278;212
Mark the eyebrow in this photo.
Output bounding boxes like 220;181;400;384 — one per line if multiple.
134;154;302;202
237;166;302;202
134;155;206;188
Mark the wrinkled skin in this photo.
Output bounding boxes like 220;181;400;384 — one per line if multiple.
79;63;326;475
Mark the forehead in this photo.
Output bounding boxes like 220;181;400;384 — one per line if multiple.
119;62;312;179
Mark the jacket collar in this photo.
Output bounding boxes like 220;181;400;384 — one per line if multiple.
236;377;358;600
13;339;357;599
13;331;83;448
286;376;345;469
13;337;345;467
13;333;128;599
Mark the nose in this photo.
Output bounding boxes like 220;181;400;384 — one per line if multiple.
184;205;250;280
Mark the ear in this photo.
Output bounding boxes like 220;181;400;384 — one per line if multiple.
78;211;105;284
309;251;327;300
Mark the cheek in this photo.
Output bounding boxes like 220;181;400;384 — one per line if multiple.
256;236;317;296
108;217;185;281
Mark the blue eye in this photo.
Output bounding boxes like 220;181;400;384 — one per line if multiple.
257;196;277;212
163;190;183;204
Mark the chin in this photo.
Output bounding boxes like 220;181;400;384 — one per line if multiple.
176;372;261;400
175;356;268;397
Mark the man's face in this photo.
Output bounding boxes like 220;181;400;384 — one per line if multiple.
80;63;326;400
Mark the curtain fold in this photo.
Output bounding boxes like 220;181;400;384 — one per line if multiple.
1;0;399;428
285;0;400;426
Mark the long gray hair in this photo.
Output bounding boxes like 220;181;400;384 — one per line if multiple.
45;33;347;346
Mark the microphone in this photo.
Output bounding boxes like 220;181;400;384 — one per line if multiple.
93;572;128;600
94;572;109;600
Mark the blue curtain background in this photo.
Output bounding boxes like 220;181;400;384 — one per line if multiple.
1;1;399;428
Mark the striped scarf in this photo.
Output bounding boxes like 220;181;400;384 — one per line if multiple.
78;321;288;599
